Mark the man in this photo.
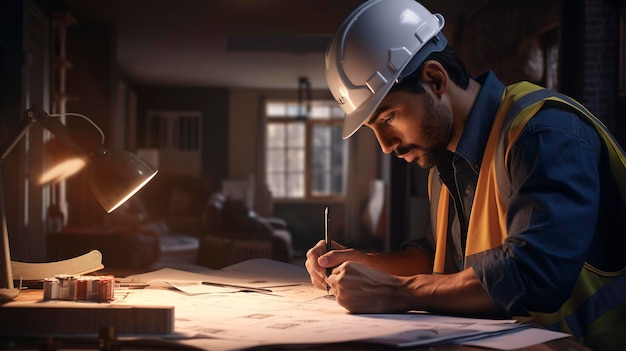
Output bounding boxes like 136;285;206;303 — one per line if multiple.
304;0;626;349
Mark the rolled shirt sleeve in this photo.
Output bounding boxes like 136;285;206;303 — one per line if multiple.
472;107;602;316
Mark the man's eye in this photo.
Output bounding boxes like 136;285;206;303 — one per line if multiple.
382;112;395;124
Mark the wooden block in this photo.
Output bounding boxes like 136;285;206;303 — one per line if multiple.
0;297;174;335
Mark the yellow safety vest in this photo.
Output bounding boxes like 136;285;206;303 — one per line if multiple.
429;82;626;349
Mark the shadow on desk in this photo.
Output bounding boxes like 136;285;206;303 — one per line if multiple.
0;335;589;350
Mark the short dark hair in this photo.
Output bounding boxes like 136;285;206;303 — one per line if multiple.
391;46;471;94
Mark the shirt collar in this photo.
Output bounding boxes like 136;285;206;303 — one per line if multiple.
454;71;505;171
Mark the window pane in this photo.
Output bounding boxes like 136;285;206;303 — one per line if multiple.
312;148;330;173
267;123;285;147
311;151;331;196
266;149;285;172
330;105;345;119
286;171;304;198
330;125;345;194
287;149;304;172
311;169;330;196
267;173;285;198
266;102;285;117
312;125;330;148
546;45;559;91
287;123;305;147
309;104;330;119
311;124;344;196
285;103;300;116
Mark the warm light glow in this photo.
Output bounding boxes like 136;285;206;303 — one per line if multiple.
106;170;158;213
1;104;160;298
38;158;86;184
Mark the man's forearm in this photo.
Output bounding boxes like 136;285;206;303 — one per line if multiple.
401;268;500;316
328;262;500;315
364;246;433;276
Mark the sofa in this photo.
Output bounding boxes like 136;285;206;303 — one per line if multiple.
197;193;293;268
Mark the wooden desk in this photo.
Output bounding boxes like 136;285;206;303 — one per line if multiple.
3;257;594;351
0;289;174;336
1;289;590;351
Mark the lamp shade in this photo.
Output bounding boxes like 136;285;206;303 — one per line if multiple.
88;148;158;213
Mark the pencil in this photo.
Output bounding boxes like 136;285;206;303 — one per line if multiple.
325;206;331;294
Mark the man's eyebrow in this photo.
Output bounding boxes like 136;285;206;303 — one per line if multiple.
367;105;390;125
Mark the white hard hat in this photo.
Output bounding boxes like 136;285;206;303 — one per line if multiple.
325;0;447;139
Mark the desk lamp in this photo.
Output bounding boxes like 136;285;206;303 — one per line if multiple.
0;104;158;299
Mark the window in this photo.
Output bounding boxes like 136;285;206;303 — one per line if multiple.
266;100;345;199
541;27;559;91
145;110;203;176
146;110;202;151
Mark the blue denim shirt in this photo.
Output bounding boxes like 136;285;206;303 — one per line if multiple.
407;71;626;316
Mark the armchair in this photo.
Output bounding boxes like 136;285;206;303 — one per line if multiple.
197;193;293;268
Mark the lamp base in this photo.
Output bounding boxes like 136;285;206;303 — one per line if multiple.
11;250;104;281
0;288;19;301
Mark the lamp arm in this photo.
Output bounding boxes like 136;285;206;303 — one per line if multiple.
0;109;37;294
1;104;92;163
0;104;90;296
28;104;93;160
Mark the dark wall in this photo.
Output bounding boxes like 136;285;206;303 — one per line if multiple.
66;23;116;139
0;0;28;261
135;86;229;195
64;23;118;226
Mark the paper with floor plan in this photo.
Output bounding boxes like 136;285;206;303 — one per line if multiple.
113;259;569;350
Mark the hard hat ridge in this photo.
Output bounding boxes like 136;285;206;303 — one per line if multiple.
396;32;447;84
324;0;447;139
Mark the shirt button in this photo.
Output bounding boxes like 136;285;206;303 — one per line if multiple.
464;188;470;195
457;255;462;261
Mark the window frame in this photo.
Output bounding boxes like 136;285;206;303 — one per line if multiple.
266;99;345;201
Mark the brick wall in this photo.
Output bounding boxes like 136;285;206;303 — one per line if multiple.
580;0;620;139
451;0;625;148
452;0;561;84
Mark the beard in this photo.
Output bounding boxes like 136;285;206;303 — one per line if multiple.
397;92;453;169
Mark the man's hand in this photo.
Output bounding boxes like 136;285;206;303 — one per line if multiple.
328;262;411;313
304;240;370;290
305;242;433;291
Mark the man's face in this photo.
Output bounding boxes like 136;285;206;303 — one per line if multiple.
365;89;453;169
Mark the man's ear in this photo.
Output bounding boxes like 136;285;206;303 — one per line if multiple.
421;61;447;97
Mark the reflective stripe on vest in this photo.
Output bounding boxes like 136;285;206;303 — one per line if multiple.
430;81;626;348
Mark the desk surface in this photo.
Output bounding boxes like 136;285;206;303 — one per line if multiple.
0;329;590;351
1;262;592;351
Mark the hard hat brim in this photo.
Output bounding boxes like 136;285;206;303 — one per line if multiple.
342;90;386;139
341;32;448;139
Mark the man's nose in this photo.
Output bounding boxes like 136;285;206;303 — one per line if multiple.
373;130;398;155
